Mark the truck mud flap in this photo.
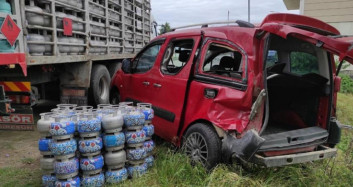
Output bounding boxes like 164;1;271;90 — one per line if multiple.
222;129;265;161
251;145;337;167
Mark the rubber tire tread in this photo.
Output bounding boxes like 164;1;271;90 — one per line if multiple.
184;123;221;169
109;87;120;105
90;64;111;105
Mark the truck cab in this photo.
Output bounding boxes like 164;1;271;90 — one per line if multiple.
111;13;353;168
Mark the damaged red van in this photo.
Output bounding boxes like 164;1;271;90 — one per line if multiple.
110;13;353;168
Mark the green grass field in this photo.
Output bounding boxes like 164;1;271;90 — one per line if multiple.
0;94;352;187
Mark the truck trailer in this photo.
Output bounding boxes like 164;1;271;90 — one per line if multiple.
0;0;153;130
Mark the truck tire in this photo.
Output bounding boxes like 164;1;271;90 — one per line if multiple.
90;65;111;105
183;123;221;169
108;62;122;78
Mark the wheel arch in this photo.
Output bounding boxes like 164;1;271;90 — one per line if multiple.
109;85;119;97
179;119;226;145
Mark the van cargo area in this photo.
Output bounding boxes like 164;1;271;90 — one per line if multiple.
259;35;332;155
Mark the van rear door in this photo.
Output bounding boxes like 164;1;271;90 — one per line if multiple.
260;14;353;64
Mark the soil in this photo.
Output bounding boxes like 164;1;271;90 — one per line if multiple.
0;100;58;170
0;130;41;169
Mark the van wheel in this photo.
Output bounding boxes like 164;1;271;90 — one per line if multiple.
183;123;221;169
90;65;111;105
110;88;120;105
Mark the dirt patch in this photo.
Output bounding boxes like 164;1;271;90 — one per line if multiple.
0;130;41;169
0;101;58;170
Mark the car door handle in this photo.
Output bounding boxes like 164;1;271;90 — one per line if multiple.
153;83;162;88
142;81;150;86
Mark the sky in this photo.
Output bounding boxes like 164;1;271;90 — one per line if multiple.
151;0;299;28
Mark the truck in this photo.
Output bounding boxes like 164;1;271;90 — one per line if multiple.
0;0;154;130
111;13;353;168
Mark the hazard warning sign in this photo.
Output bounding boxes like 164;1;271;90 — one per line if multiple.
0;15;21;46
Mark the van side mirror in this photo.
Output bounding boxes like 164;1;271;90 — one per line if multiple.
334;76;341;92
122;58;132;73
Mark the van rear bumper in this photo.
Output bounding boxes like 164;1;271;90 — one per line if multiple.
251;146;337;167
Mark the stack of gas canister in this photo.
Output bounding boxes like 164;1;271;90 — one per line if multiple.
101;104;128;184
76;106;104;186
124;102;149;178
37;112;56;187
139;103;155;169
37;102;155;186
49;104;80;186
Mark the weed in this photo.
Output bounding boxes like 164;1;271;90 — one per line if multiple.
0;167;41;186
21;157;35;165
340;75;353;94
336;93;353;126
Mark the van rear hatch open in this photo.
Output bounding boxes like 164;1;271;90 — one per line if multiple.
260;14;353;64
253;14;352;167
224;14;352;167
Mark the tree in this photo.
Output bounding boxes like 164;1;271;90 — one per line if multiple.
159;22;171;35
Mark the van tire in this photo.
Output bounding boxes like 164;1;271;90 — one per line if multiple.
90;65;111;105
110;87;120;105
183;123;221;169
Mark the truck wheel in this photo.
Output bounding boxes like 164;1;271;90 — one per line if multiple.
108;62;122;78
90;65;111;105
183;123;221;169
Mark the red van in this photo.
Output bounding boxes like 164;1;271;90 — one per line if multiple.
111;13;353;168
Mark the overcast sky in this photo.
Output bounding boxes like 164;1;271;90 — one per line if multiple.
151;0;299;28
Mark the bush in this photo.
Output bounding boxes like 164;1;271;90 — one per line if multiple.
340;74;353;94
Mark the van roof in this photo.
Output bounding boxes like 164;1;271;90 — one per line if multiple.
154;13;340;41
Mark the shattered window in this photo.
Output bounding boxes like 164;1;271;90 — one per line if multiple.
161;40;194;75
202;44;243;79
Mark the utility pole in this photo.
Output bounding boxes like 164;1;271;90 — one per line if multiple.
248;0;250;22
228;10;230;25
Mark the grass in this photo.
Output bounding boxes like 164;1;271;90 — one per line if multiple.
114;93;353;187
21;158;35;165
336;93;353;126
0;94;352;187
0;167;41;187
113;142;353;187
